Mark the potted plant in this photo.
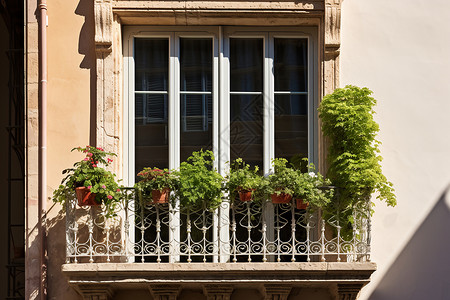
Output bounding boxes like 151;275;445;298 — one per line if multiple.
135;167;176;204
293;166;334;210
267;158;298;204
173;150;223;211
226;158;263;202
52;146;122;218
318;85;396;227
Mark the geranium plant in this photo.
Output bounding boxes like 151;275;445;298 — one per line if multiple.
52;146;122;217
173;150;223;211
226;158;264;202
135;167;177;204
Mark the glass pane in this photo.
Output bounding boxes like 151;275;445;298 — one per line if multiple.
135;93;169;174
180;38;212;92
180;94;213;162
230;94;263;168
275;94;308;169
135;38;169;91
230;39;263;92
274;38;307;92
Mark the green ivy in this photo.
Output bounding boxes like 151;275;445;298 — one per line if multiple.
318;85;396;224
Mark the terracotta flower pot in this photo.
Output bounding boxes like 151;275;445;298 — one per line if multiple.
75;186;99;206
271;192;292;204
295;198;309;210
152;188;170;204
238;189;254;202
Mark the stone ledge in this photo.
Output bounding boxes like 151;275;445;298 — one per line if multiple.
62;262;376;286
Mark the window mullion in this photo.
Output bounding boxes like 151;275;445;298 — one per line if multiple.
265;33;274;174
169;32;180;263
170;33;180;170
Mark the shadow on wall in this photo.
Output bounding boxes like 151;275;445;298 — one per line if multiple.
46;206;80;300
75;0;96;145
369;185;450;300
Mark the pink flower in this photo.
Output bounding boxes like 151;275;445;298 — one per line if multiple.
116;188;120;192
83;158;89;161
97;147;104;151
101;185;106;189
87;185;92;189
87;153;93;157
92;164;97;167
107;195;113;200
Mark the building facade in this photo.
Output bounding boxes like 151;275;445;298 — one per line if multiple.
0;0;449;299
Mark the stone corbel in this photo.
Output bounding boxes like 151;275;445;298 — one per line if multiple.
337;284;364;300
324;0;342;58
148;284;181;300
203;285;234;300
77;284;114;300
263;284;292;300
95;0;113;54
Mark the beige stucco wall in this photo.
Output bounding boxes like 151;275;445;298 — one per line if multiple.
340;0;450;299
46;0;95;299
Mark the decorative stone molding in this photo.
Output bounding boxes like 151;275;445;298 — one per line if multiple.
337;284;364;300
148;284;181;300
77;284;114;300
95;0;121;164
203;285;234;300
94;0;113;53
263;284;292;300
323;0;342;94
325;0;342;52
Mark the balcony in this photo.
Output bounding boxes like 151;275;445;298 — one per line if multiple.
64;188;373;264
62;189;376;300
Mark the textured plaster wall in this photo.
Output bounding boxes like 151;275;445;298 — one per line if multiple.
340;1;450;299
46;0;95;299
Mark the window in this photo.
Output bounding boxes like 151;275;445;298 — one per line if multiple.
123;27;318;262
124;27;318;182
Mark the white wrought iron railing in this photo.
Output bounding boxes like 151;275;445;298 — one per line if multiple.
65;188;371;264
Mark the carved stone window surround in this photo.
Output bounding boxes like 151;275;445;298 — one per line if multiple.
94;0;341;175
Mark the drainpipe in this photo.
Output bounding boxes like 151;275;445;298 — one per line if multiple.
38;0;48;299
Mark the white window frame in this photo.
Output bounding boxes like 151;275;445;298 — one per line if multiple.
123;26;318;262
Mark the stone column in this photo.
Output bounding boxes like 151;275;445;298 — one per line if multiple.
148;284;181;300
337;284;364;300
203;285;234;300
77;285;114;300
263;284;292;300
